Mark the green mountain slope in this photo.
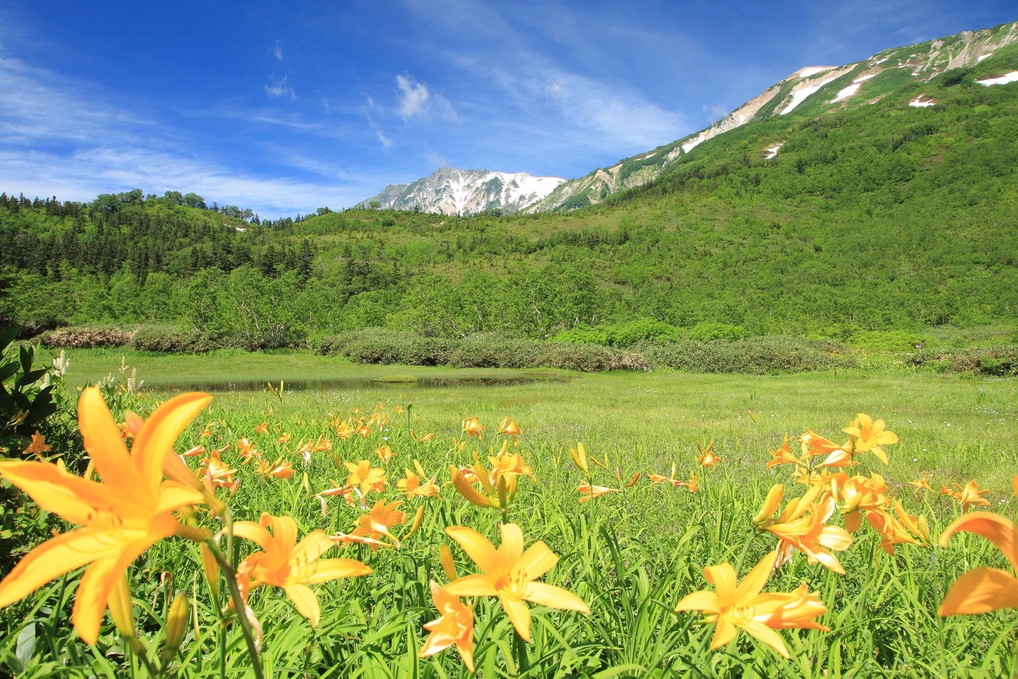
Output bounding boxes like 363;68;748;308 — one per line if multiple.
527;20;1018;212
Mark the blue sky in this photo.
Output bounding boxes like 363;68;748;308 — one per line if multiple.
0;1;1014;218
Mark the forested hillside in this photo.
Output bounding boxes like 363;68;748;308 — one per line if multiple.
1;61;1017;349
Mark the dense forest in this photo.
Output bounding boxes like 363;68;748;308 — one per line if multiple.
1;62;1016;351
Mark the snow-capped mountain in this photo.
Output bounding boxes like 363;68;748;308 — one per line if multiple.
524;20;1018;213
357;168;565;216
358;21;1018;217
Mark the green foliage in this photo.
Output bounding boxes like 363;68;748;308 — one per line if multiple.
551;319;679;348
641;336;855;374
318;329;456;366
0;327;57;453
848;329;930;352
948;345;1018;376
687;322;749;342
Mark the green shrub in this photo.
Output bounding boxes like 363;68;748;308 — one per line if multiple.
607;320;679;348
550;320;678;349
548;326;611;346
949;346;1018;376
131;326;242;353
641;336;855;374
319;329;455;366
686;322;749;342
448;335;542;369
535;343;650;372
849;329;929;352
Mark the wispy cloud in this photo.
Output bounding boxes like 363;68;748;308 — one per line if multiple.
396;74;456;122
265;75;295;99
272;41;284;62
0;48;372;217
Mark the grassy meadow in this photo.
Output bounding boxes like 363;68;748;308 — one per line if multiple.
2;348;1017;677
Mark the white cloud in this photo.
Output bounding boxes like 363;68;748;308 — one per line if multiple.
396;74;456;122
396;74;429;120
265;75;295;99
272;42;284;62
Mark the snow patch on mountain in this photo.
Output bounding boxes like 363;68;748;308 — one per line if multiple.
977;71;1018;86
358;168;565;215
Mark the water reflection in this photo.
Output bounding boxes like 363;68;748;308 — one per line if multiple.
148;374;575;392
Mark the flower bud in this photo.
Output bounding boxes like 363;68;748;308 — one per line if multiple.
161;592;189;661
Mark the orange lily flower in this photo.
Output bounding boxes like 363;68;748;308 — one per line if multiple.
800;430;847;459
411;430;435;442
578;482;619;502
350;500;406;550
396;461;441;498
696;441;721;469
419;581;475;672
908;474;932;493
443;523;590;642
462;417;484;439
23;431;53;458
766;434;803;470
678;471;699;493
941;481;992;513
497;417;523;444
674;552;829;659
253;422;269;435
0;387;211;644
569;442;590;474
754;484;852;574
842;413;897;465
344;460;387;496
375;444;396;462
199;449;238;491
234;513;371;626
236;438;259;463
255;457;294;479
939;508;1018;616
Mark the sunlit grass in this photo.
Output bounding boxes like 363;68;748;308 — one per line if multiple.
2;351;1017;677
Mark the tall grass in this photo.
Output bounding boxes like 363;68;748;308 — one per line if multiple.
1;352;1016;677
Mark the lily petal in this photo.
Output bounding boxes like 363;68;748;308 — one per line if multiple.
446;526;498;573
939;567;1018;616
939;512;1018;572
524;582;590;613
283;584;321;626
132;392;213;493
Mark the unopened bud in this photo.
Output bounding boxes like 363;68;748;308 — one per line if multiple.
200;542;220;599
108;574;136;641
161;592;189;661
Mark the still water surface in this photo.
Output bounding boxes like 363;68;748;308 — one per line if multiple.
148;373;575;392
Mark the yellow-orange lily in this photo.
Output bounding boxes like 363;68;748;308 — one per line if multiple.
443;523;590;642
842;413;897;465
419;581;475;672
754;484;852;574
497;416;523;444
0;387;211;644
350;500;407;550
939;510;1018;616
462;417;484;439
696;441;721;469
941;481;992;513
234;513;371;626
578;482;619;502
674;552;829;659
766;434;803;470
